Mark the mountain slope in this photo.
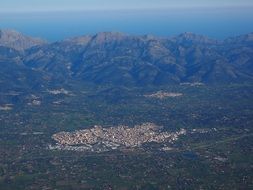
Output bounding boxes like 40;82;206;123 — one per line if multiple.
1;29;253;89
23;32;253;86
0;29;46;51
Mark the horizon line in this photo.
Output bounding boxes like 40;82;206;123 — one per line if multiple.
1;5;253;14
1;28;252;43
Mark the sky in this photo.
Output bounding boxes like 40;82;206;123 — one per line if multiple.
1;0;253;41
1;0;253;12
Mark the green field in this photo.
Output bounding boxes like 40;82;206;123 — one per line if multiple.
0;84;253;189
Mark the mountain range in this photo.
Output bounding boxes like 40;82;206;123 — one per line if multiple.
1;29;253;91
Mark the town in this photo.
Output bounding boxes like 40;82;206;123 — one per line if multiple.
50;123;187;152
144;91;183;99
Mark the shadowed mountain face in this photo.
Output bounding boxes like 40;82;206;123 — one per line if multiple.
1;30;253;89
0;45;51;95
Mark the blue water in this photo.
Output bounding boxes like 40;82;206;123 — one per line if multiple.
1;8;253;41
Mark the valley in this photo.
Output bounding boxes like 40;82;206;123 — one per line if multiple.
0;30;253;189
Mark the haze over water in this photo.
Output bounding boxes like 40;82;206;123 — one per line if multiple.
1;0;253;41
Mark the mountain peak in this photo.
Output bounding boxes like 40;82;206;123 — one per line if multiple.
91;32;127;44
0;29;46;51
95;31;125;37
173;32;218;45
64;35;92;45
224;32;253;44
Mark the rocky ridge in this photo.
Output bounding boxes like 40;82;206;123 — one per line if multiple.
1;29;253;92
0;29;46;51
